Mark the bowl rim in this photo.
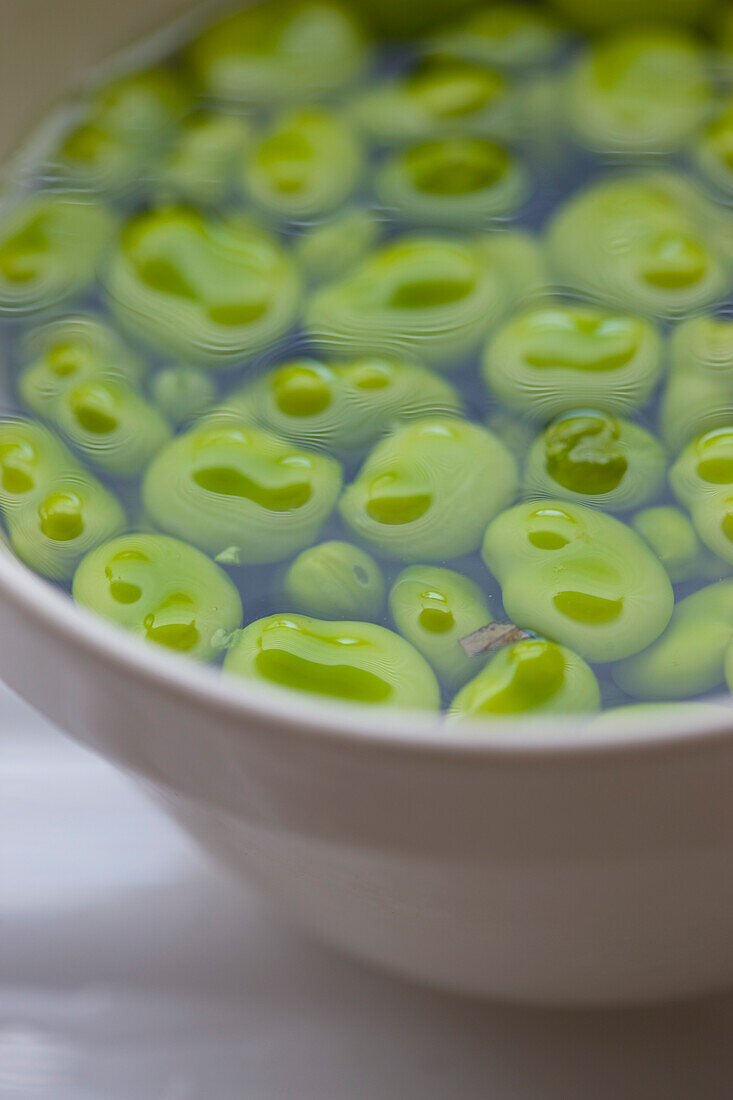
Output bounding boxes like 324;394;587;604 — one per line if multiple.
2;544;733;759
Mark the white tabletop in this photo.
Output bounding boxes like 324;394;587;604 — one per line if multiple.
3;682;733;1100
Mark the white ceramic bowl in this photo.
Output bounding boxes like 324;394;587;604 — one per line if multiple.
3;0;733;1006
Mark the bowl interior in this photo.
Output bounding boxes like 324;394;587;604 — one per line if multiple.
1;0;733;754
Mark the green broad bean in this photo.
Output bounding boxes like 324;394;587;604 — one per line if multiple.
18;315;170;477
524;411;667;512
50;377;171;478
477;230;549;305
482;500;674;662
0;196;114;314
692;99;733;198
589;701;733;732
515;71;565;150
547;171;731;318
427;3;566;70
105;207;300;366
0;417;126;579
0;418;73;513
153;111;250;206
340;417;518;561
715;3;733;71
225;356;462;452
613;580;733;699
659;316;733;451
350;56;515;144
307;234;519;369
670;427;733;565
224;613;440;709
566;28;710;155
483;303;662;421
53;68;190;192
389;564;492;690
449;638;600;718
151;365;216;427
375;137;527;228
53;119;143;194
294;208;379;285
73;532;242;661
188;1;368;105
631;506;709;583
549;0;713;31
284;540;385;619
86;68;188;143
7;471;126;581
358;0;507;39
242;107;362;222
142;414;343;562
18;315;142;416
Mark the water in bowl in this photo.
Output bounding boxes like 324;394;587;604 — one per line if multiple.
1;0;733;721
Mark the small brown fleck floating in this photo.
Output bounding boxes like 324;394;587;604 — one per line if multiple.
459;621;534;659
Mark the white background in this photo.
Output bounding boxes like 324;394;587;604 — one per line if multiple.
3;681;733;1100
